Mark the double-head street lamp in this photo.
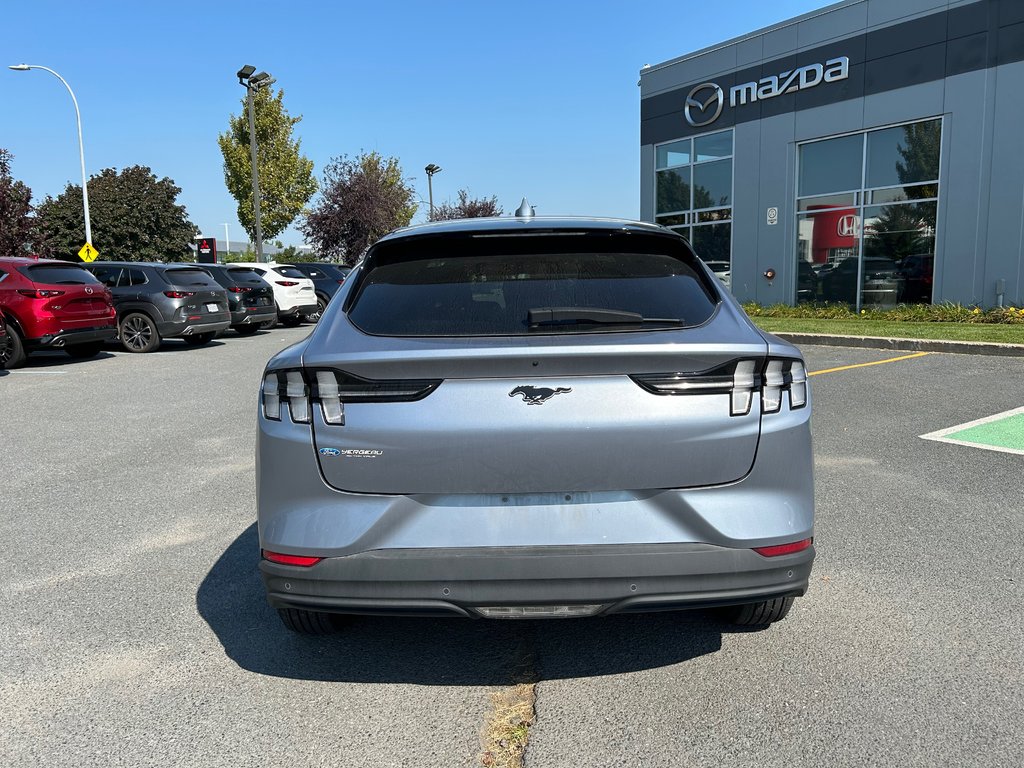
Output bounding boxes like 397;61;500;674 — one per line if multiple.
237;65;275;263
425;163;442;220
8;64;93;250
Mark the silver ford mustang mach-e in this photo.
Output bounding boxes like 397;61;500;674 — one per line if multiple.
257;216;814;633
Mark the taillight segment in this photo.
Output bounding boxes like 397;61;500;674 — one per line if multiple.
262;368;441;424
632;357;808;416
164;290;195;299
17;289;65;298
276;280;299;286
228;286;253;293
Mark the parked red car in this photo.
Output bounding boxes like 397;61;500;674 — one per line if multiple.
0;256;118;368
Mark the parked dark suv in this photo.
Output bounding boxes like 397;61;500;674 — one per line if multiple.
288;262;351;322
0;256;117;368
196;264;276;335
86;262;231;353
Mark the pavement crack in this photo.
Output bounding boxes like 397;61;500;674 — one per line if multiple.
479;627;539;768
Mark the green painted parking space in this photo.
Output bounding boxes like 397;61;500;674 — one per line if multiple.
921;407;1024;456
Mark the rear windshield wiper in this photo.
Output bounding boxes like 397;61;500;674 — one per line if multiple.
528;307;682;328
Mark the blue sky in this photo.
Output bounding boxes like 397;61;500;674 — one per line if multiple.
2;0;829;246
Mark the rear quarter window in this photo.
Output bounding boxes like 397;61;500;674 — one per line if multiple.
348;232;718;337
19;264;101;285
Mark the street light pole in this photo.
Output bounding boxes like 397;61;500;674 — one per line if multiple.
425;164;442;220
8;64;92;247
237;65;275;263
221;223;231;256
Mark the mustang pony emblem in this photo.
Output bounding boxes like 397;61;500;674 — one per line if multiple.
508;386;572;405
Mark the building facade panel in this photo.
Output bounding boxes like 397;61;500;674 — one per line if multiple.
640;0;1024;308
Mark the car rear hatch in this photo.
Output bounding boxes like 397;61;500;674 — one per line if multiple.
17;263;113;329
223;266;274;309
281;227;779;495
271;266;315;300
162;267;229;317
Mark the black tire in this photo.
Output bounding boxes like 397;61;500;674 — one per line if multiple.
722;597;795;626
259;317;278;330
279;314;303;327
65;341;104;359
305;296;328;323
277;608;342;635
119;313;161;353
183;332;215;346
235;324;260;336
1;322;26;369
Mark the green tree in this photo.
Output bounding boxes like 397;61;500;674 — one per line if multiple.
430;189;503;221
35;166;197;261
300;152;417;264
218;88;317;242
0;149;37;257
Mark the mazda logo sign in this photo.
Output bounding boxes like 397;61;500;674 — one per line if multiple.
684;83;724;128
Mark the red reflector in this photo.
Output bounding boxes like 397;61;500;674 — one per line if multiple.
753;538;813;557
262;550;322;567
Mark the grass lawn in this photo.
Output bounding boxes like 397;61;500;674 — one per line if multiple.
752;317;1024;344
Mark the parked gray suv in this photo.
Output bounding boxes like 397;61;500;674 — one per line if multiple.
257;217;814;634
87;262;231;352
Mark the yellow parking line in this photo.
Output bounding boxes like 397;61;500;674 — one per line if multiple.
809;351;931;377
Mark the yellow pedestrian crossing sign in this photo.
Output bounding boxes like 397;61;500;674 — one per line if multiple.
78;243;99;262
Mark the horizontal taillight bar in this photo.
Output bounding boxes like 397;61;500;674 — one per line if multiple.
276;280;299;286
18;289;65;298
753;538;813;557
228;286;253;293
631;357;807;416
164;290;195;298
261;367;441;424
262;549;322;567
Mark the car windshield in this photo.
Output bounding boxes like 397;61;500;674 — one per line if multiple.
19;264;101;285
348;234;717;337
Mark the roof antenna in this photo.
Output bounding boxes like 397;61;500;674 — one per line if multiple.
515;198;535;218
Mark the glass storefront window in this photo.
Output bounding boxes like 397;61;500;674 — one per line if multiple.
656;168;690;214
657;139;690;169
797;119;940;308
799;134;863;196
694;131;732;162
691;223;731;263
693;159;732;209
866;120;940;190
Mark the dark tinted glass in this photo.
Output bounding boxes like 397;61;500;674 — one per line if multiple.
123;269;147;286
90;266;120;287
866;120;940;189
225;267;266;285
656;168;690;213
21;264;101;284
691;223;731;263
799;134;863;196
694;131;732;162
163;267;220;288
349;243;717;337
692;160;731;208
272;266;306;279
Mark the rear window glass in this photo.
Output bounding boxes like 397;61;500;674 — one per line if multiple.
348;236;717;337
19;264;100;285
225;267;266;285
163;267;220;288
272;266;307;279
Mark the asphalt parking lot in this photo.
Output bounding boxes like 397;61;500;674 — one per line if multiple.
2;330;1022;767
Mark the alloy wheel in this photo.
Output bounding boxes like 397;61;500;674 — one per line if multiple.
122;316;153;351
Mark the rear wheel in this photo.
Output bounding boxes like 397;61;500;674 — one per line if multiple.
721;597;795;627
184;332;215;346
277;608;342;635
65;341;104;359
305;296;328;323
119;313;160;353
235;324;260;336
1;323;26;368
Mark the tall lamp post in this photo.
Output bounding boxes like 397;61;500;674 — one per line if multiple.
425;164;442;220
237;65;275;263
8;63;92;249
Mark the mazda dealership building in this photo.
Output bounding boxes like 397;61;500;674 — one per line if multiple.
639;0;1024;309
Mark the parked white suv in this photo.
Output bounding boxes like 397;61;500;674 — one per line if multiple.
236;262;317;327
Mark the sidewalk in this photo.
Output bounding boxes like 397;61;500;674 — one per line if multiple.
773;332;1024;357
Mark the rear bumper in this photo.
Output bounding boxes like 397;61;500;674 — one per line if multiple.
158;316;232;337
27;325;117;349
230;307;277;326
261;543;814;618
277;302;317;318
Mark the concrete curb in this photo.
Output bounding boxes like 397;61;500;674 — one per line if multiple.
773;332;1024;357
